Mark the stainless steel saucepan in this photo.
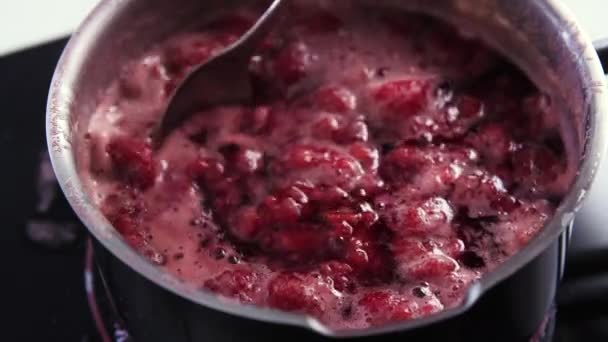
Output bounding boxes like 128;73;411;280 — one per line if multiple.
47;0;608;340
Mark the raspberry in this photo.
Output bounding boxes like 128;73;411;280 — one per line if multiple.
307;185;351;206
391;237;460;280
282;144;328;168
371;79;431;117
203;270;259;303
340;120;370;143
520;94;558;136
243;106;272;133
489;200;552;255
259;195;303;225
229;206;261;240
349;143;379;171
118;59;165;99
314;86;357;113
187;157;225;184
399;252;459;280
451;171;518;218
267;273;327;313
312;113;343;140
358;290;443;325
441;95;486;137
319;261;355;292
467;123;515;165
101;190;147;247
280;144;364;190
107;137;157;189
268;227;327;258
274;42;315;85
344;232;393;283
220;144;264;174
381;197;454;237
379;145;427;182
511;144;562;195
359;291;412;321
207;177;244;215
164;36;223;74
323;208;361;230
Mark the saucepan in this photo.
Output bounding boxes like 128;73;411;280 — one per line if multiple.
46;0;608;341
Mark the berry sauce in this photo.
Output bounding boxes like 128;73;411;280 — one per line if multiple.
80;1;570;330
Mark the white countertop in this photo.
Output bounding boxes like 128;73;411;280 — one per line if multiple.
1;0;607;56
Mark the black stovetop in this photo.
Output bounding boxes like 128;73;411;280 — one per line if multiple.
1;39;607;342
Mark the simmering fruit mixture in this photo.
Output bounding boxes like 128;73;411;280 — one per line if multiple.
81;1;570;329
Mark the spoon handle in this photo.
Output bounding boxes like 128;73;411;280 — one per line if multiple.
232;0;286;56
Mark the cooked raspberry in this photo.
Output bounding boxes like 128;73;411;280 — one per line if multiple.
399;252;459;280
280;144;364;190
319;261;355;292
307;185;351;206
111;214;139;237
101;190;147;247
243;106;272;133
467;123;515;165
274;42;315;85
230;206;261;240
349;143;379;171
187;157;225;184
164;36;222;74
358;290;443;325
323;208;361;230
282;144;328;168
451;171;518;218
207;177;244;215
442;238;466;258
107;137;157;189
489;200;552;255
267;273;328;313
117;59;165;99
359;291;412;321
220;144;264;174
381;197;454;237
371;79;431;117
203;270;260;302
455;96;484;120
440;95;486;137
259;195;303;225
353;176;386;199
511;144;563;195
520;94;558;136
312;113;343;140
314;86;358;113
341;120;370;143
344;233;393;283
392;236;459;280
267;227;327;258
380;145;427;182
